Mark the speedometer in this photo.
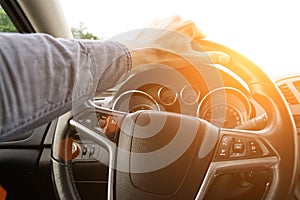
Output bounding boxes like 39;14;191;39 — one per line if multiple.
202;104;244;128
197;87;251;128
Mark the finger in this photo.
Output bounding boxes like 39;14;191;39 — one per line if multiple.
206;51;231;65
172;20;206;39
147;16;206;39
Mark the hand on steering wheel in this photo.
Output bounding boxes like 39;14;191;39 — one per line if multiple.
115;16;230;69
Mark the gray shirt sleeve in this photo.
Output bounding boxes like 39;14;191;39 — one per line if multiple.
0;33;131;141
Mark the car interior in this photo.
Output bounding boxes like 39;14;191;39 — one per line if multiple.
0;0;299;199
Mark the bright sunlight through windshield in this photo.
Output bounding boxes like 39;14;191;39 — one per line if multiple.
60;0;300;78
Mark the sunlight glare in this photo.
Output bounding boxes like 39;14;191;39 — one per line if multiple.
60;0;300;77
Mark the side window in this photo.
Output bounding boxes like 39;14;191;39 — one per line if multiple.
0;6;17;32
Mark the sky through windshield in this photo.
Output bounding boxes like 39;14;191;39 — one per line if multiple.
60;0;300;77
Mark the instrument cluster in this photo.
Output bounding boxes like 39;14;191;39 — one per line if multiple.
112;85;252;129
95;66;255;129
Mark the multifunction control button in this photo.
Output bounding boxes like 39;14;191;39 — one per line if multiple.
217;135;264;160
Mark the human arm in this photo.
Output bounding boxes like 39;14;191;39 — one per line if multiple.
0;33;131;141
0;17;228;142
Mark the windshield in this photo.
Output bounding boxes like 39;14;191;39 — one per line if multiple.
60;0;300;78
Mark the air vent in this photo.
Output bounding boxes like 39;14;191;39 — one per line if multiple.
293;115;300;135
278;84;298;105
293;81;300;93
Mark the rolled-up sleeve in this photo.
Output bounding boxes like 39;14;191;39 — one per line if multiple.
0;33;131;141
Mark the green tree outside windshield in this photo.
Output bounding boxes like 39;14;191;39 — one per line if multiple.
0;7;17;32
71;22;100;40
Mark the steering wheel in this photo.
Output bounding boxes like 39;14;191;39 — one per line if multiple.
51;40;298;200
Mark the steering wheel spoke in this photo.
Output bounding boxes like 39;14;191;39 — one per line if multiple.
196;128;279;200
69;107;126;200
70;107;126;145
214;128;278;162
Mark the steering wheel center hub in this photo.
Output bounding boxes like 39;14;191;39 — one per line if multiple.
116;111;219;199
